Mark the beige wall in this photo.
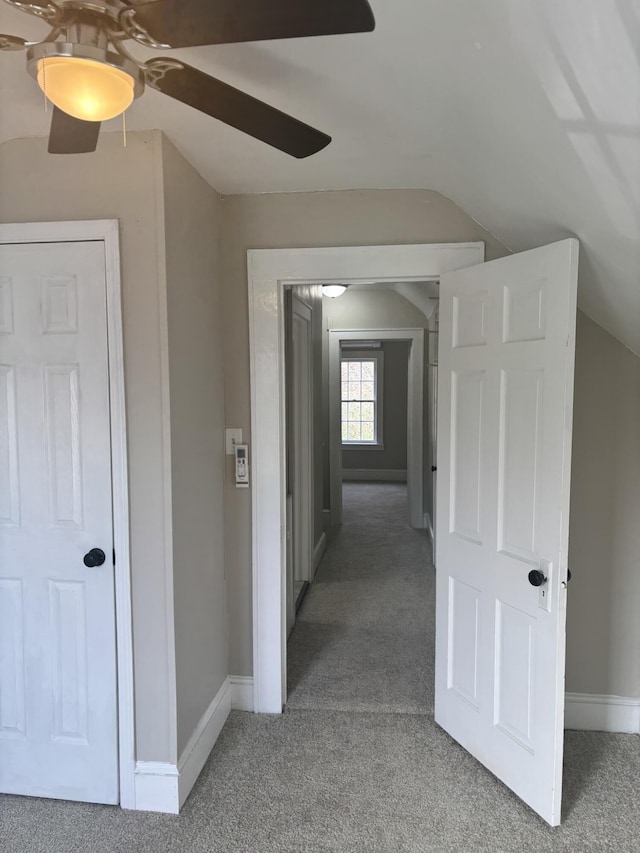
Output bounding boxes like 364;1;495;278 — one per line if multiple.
566;311;640;697
161;137;228;757
220;189;509;676
0;131;176;762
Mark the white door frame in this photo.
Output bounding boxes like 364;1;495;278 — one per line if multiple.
329;329;424;529
247;243;484;713
0;220;134;808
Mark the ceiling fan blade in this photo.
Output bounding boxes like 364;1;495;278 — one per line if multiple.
48;107;101;154
0;34;31;51
132;0;374;49
146;59;331;158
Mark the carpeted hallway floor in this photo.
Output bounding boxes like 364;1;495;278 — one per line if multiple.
287;482;433;716
2;483;640;852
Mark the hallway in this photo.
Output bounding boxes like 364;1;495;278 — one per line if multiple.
2;486;640;851
287;482;433;715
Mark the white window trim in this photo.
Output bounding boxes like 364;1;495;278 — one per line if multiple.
341;349;384;449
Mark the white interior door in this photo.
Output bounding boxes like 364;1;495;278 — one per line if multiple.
434;239;578;826
0;240;118;804
291;296;313;595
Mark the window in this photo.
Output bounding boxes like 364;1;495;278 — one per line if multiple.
341;351;383;446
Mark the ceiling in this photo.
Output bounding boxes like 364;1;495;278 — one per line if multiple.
1;0;638;353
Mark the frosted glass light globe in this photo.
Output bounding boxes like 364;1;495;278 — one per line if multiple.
322;284;347;298
37;57;134;122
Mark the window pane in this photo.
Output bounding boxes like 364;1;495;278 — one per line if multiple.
361;401;374;421
341;356;379;445
361;381;374;400
361;422;374;441
348;361;361;381
361;361;375;381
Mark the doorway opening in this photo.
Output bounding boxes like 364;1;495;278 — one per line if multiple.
247;241;484;714
284;278;440;710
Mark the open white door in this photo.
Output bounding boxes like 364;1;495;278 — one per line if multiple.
434;239;578;826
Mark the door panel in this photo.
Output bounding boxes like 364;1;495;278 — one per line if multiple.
447;577;480;708
450;369;484;543
435;239;578;826
0;241;117;804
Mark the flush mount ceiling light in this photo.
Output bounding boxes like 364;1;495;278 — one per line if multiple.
0;0;375;156
28;43;144;122
322;284;348;298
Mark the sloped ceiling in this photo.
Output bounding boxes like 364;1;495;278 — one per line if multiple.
1;0;638;352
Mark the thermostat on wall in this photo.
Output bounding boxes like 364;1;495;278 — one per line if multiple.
234;444;249;488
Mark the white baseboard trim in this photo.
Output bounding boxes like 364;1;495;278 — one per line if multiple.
133;677;232;813
133;762;180;814
230;676;254;712
565;693;640;733
177;677;232;808
313;532;327;574
342;468;407;482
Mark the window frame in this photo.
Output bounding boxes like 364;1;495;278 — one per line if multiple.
340;349;384;449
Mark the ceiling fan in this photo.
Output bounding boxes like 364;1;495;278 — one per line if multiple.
0;0;375;156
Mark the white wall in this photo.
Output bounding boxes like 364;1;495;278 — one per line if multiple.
219;188;509;676
566;311;640;698
161;137;228;757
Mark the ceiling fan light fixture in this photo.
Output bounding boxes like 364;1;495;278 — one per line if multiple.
27;43;145;123
37;56;134;122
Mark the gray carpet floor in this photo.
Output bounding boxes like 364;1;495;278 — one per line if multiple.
2;483;640;852
287;482;433;716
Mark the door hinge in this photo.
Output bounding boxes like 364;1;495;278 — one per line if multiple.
113;549;116;566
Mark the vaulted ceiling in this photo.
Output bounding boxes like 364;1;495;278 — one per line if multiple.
1;0;638;353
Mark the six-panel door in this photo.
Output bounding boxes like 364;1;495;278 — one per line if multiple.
0;241;118;804
434;240;578;826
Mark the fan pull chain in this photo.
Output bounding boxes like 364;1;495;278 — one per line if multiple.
122;109;127;148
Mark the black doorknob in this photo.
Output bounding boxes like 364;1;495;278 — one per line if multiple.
528;569;547;587
431;466;437;472
83;548;106;568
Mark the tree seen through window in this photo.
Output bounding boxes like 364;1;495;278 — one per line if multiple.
341;358;377;443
